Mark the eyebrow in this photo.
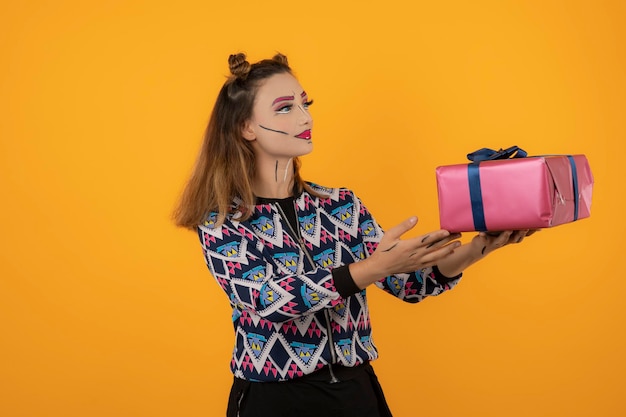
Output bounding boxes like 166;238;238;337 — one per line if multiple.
272;95;295;105
300;91;307;98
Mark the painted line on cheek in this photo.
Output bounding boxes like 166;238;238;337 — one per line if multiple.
275;160;278;182
259;125;288;135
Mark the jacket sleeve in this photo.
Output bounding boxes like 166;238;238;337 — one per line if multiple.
198;215;342;323
355;193;462;303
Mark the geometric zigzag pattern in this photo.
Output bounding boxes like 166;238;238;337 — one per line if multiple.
198;184;460;381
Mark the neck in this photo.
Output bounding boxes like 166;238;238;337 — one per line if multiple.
253;157;296;199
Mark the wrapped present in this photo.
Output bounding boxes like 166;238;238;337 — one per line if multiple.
435;146;594;232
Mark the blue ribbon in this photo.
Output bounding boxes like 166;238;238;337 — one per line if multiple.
467;163;487;231
567;156;579;221
467;146;528;163
465;146;580;230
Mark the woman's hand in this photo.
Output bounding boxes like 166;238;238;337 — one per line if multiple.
349;216;462;289
428;229;540;278
471;229;539;257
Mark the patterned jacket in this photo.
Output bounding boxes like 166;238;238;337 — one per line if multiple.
197;184;461;382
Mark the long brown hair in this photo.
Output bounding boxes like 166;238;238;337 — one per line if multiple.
173;53;320;229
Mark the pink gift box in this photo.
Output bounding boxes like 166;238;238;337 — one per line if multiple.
436;155;594;232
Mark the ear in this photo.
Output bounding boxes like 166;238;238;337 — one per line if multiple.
241;121;256;141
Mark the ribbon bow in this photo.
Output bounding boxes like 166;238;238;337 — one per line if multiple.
467;146;528;163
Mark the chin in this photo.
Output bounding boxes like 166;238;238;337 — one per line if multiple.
301;143;313;155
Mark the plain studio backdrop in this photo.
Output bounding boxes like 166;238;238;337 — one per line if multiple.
1;1;624;416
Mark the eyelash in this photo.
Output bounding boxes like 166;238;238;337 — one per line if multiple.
276;100;314;114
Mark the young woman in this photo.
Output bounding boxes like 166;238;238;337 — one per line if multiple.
174;53;532;417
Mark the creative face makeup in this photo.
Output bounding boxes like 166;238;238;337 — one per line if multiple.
258;90;313;139
243;73;314;161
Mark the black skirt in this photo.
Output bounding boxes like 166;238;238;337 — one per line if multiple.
226;362;393;417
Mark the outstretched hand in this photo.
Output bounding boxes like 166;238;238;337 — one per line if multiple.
472;229;539;257
368;216;462;276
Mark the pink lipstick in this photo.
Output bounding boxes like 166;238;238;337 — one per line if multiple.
295;129;311;140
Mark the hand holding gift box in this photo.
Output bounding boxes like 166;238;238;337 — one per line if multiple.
436;146;594;233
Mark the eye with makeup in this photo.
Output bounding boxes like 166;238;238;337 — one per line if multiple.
274;100;314;114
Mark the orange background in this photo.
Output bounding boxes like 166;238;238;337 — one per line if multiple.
2;1;625;416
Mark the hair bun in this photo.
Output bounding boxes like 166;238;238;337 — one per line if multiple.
228;53;251;79
272;53;288;66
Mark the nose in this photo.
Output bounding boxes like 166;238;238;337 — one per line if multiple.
297;104;313;125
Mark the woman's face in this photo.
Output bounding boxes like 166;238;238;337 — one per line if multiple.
243;72;314;160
